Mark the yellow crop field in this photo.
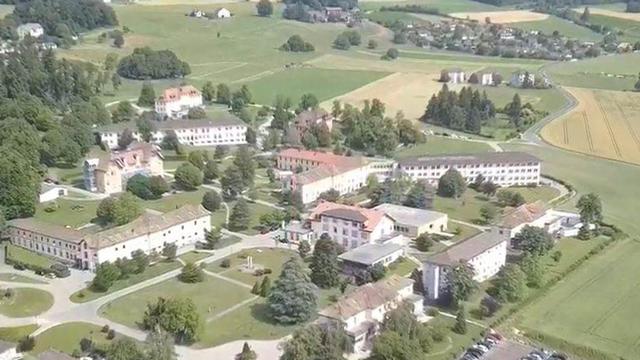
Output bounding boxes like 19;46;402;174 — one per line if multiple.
450;10;549;24
541;87;640;165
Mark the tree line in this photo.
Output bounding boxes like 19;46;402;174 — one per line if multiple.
421;84;496;134
117;47;191;80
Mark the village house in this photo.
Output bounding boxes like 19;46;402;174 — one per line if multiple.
212;7;231;18
396;152;542;188
373;203;448;238
479;72;495;86
0;340;18;360
16;23;44;39
318;275;423;352
39;184;68;203
287;109;333;145
154;85;203;118
443;68;466;84
422;228;509;300
83;142;164;195
97;115;248;149
498;201;594;240
6;205;211;271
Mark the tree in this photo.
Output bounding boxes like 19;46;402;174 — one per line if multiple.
580;6;590;22
520;253;544;288
204;228;222;250
443;262;477;307
576;193;602;225
479;181;498;196
403;181;432;209
201;190;222;212
256;0;273;16
174;163;203;190
131;250;150;274
368;39;378;49
267;257;317;324
280;322;351;360
437;169;466;198
496;190;525;207
298;240;311;258
370;262;386;281
382;48;399;60
479;204;498;224
138;82;156;107
415;233;434;252
179;262;204;283
111;73;122;90
0;147;40;219
118;128;135;149
188;150;210;170
201;81;216;102
145;328;177;360
92;262;122;292
333;33;351;50
149;176;169;198
233;146;256;189
113;33;125;48
107;338;143;360
310;235;341;288
220;164;244;200
142;297;202;344
216;83;232;105
636;72;640;91
260;276;271;297
371;330;422;360
298;93;319;112
136;115;156;143
117;48;190;80
513;225;554;256
505;94;522;127
97;192;142;226
237;342;257;360
452;307;467;334
188;107;206;119
229;199;251;231
280;35;314;52
127;174;155;200
163;243;177;260
490;263;526;303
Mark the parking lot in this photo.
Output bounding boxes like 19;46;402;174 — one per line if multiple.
483;340;533;360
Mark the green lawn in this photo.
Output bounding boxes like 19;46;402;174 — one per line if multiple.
247;68;389;106
587;13;640;42
514;15;602;41
386;257;418;277
447;221;482;242
208;248;297;286
0;288;54;317
0;324;38;342
398;50;547;70
5;244;58;269
546;53;640;91
34;199;100;228
239;201;279;235
32;322;134;355
0;273;48;284
99;276;254;329
541;236;607;281
143;188;228;229
178;251;212;263
70;260;181;303
395;136;494;160
426;315;486;360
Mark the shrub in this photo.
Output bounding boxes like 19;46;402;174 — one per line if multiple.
220;259;231;268
107;329;116;340
551;250;563;262
102;324;110;333
17;336;35;352
426;307;439;317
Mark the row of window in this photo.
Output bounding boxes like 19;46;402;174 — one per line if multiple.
402;162;538;171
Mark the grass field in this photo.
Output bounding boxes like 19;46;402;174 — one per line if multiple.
206;248;296;286
0;288;54;317
514;15;603;41
0;273;48;284
395;136;494;159
32;322;134;355
5;244;58;269
586;6;640;21
34;199;100;228
546;53;640;91
541;87;640;166
359;0;499;14
0;325;38;342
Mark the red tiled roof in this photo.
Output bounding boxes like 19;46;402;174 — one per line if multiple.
499;200;546;229
278;148;362;168
309;201;388;232
158;85;201;103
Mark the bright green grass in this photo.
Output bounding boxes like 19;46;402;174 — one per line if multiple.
99;275;254;329
545;53;640;91
0;325;38;342
447;221;482;242
426;315;486;360
143;188;228;229
5;244;58;269
0;273;48;284
386;257;418;277
394;136;494;160
514;238;640;360
34;199;100;228
514;15;602;41
469;82;569;112
178;251;212;263
32;322;134;355
247;68;389;106
0;288;54;317
359;0;499;14
209;248;297;286
69;260;181;303
541;236;607;281
587;14;640;42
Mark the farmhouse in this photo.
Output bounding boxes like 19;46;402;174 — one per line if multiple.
0;340;18;360
83;142;164;195
6;205;211;271
39;184;68;203
422;228;509;300
213;7;231;18
397;152;541;187
154;85;203;118
338;242;405;276
97;115;248;149
276;149;372;204
444;68;466;84
308;201;398;249
373;203;448;238
287;109;333;145
510;70;535;87
499;202;593;240
16;23;44;39
318;275;423;352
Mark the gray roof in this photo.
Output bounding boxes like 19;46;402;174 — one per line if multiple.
374;203;446;227
339;242;403;265
426;229;508;266
398;151;540;167
98;114;245;133
0;340;15;353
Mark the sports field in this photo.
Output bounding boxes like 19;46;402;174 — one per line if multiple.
541;87;640;166
450;10;548;24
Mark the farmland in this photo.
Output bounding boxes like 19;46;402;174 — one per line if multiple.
541;87;640;166
545;53;640;91
514;15;603;41
449;10;548;24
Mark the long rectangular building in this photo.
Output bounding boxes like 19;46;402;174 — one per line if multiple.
6;204;211;271
98;116;247;149
397;152;541;187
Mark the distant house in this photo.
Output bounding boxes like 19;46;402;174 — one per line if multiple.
422;228;509;300
443;68;466;84
318;275;423;352
0;340;19;360
510;70;535;87
40;42;58;50
16;23;44;39
325;6;352;22
39;184;68;203
479;72;494;86
213;7;231;18
189;9;205;17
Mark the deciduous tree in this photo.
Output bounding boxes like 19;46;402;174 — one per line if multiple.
174;163;203;190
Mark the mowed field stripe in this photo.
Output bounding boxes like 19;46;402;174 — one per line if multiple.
615;101;640;153
596;100;622;158
582;111;595;152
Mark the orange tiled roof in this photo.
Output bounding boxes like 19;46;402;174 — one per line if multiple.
158;85;201;103
499;200;546;229
278;148;362;168
309;201;388;232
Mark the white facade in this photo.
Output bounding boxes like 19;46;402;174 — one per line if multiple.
154;86;203;118
510;72;535;87
0;345;19;360
448;70;466;84
480;72;494;86
99;121;247;149
39;185;68;203
16;23;44;39
287;165;371;204
397;152;541;188
312;211;395;250
215;8;231;18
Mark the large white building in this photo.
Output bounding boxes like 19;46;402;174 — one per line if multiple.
97;116;248;149
39;184;68;203
0;340;18;360
6;205;211;271
16;23;44;39
154;85;203;118
422;228;509;300
397;152;541;188
318;275;423;352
